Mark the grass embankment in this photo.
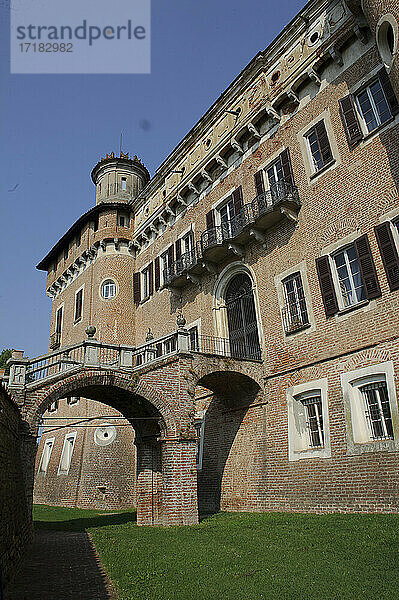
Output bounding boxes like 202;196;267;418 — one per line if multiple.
34;505;399;600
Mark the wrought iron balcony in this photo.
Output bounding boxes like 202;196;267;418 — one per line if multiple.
200;181;300;263
163;246;202;287
49;332;61;350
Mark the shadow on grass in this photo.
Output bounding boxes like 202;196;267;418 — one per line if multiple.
34;511;137;532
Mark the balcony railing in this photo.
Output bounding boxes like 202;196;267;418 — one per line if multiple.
201;181;300;257
192;334;261;361
164;247;200;286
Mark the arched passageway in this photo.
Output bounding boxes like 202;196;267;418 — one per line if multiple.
18;370;199;527
193;369;265;516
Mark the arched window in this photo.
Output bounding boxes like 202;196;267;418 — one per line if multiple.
225;273;261;360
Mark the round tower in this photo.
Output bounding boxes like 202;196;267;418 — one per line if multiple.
91;151;150;205
350;0;399;97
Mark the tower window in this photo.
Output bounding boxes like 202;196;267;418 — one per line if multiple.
121;177;127;191
101;279;117;300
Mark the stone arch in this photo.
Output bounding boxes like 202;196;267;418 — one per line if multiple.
192;366;264;516
22;368;199;527
27;369;179;438
212;262;264;355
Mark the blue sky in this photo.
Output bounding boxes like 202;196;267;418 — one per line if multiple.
0;0;301;358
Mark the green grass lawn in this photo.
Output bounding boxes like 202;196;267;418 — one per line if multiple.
33;505;399;600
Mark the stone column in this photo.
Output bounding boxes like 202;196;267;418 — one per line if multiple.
160;438;199;526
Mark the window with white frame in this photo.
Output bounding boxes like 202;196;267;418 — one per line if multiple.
341;363;398;453
281;272;310;333
67;396;79;405
266;157;285;199
141;266;151;299
74;288;83;323
58;432;77;475
101;279;117;300
38;438;55;473
189;326;199;351
48;400;58;413
182;231;194;255
160;251;170;287
299;392;324;448
118;211;130;227
218;196;235;235
305;120;333;174
287;378;330;461
359;379;393;440
356;79;392;134
332;245;366;308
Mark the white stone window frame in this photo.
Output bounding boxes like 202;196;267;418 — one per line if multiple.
187;318;201;352
297;110;341;184
330;244;366;311
58;431;77;476
38;437;55;474
320;232;374;318
275;261;315;338
141;261;152;301
376;14;398;73
341;361;399;456
287;378;331;462
159;250;169;289
73;285;84;325
99;278;118;301
348;64;399;146
355;78;392;136
48;400;58;413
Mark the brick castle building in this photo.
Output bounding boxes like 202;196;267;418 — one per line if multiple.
10;0;399;525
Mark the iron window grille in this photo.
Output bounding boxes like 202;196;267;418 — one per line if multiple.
356;79;392;134
360;380;393;440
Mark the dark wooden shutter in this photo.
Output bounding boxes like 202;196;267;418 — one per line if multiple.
168;244;174;264
354;234;382;299
379;67;399;115
133;272;141;304
375;222;399;291
315;256;339;317
254;171;265;196
148;262;154;295
314;121;333;166
175;238;182;260
154;256;160;291
280;148;294;186
232;186;243;215
206;209;215;230
339;95;363;149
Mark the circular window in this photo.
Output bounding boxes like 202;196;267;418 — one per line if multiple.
309;31;319;44
101;279;117;300
377;17;397;68
94;423;117;446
